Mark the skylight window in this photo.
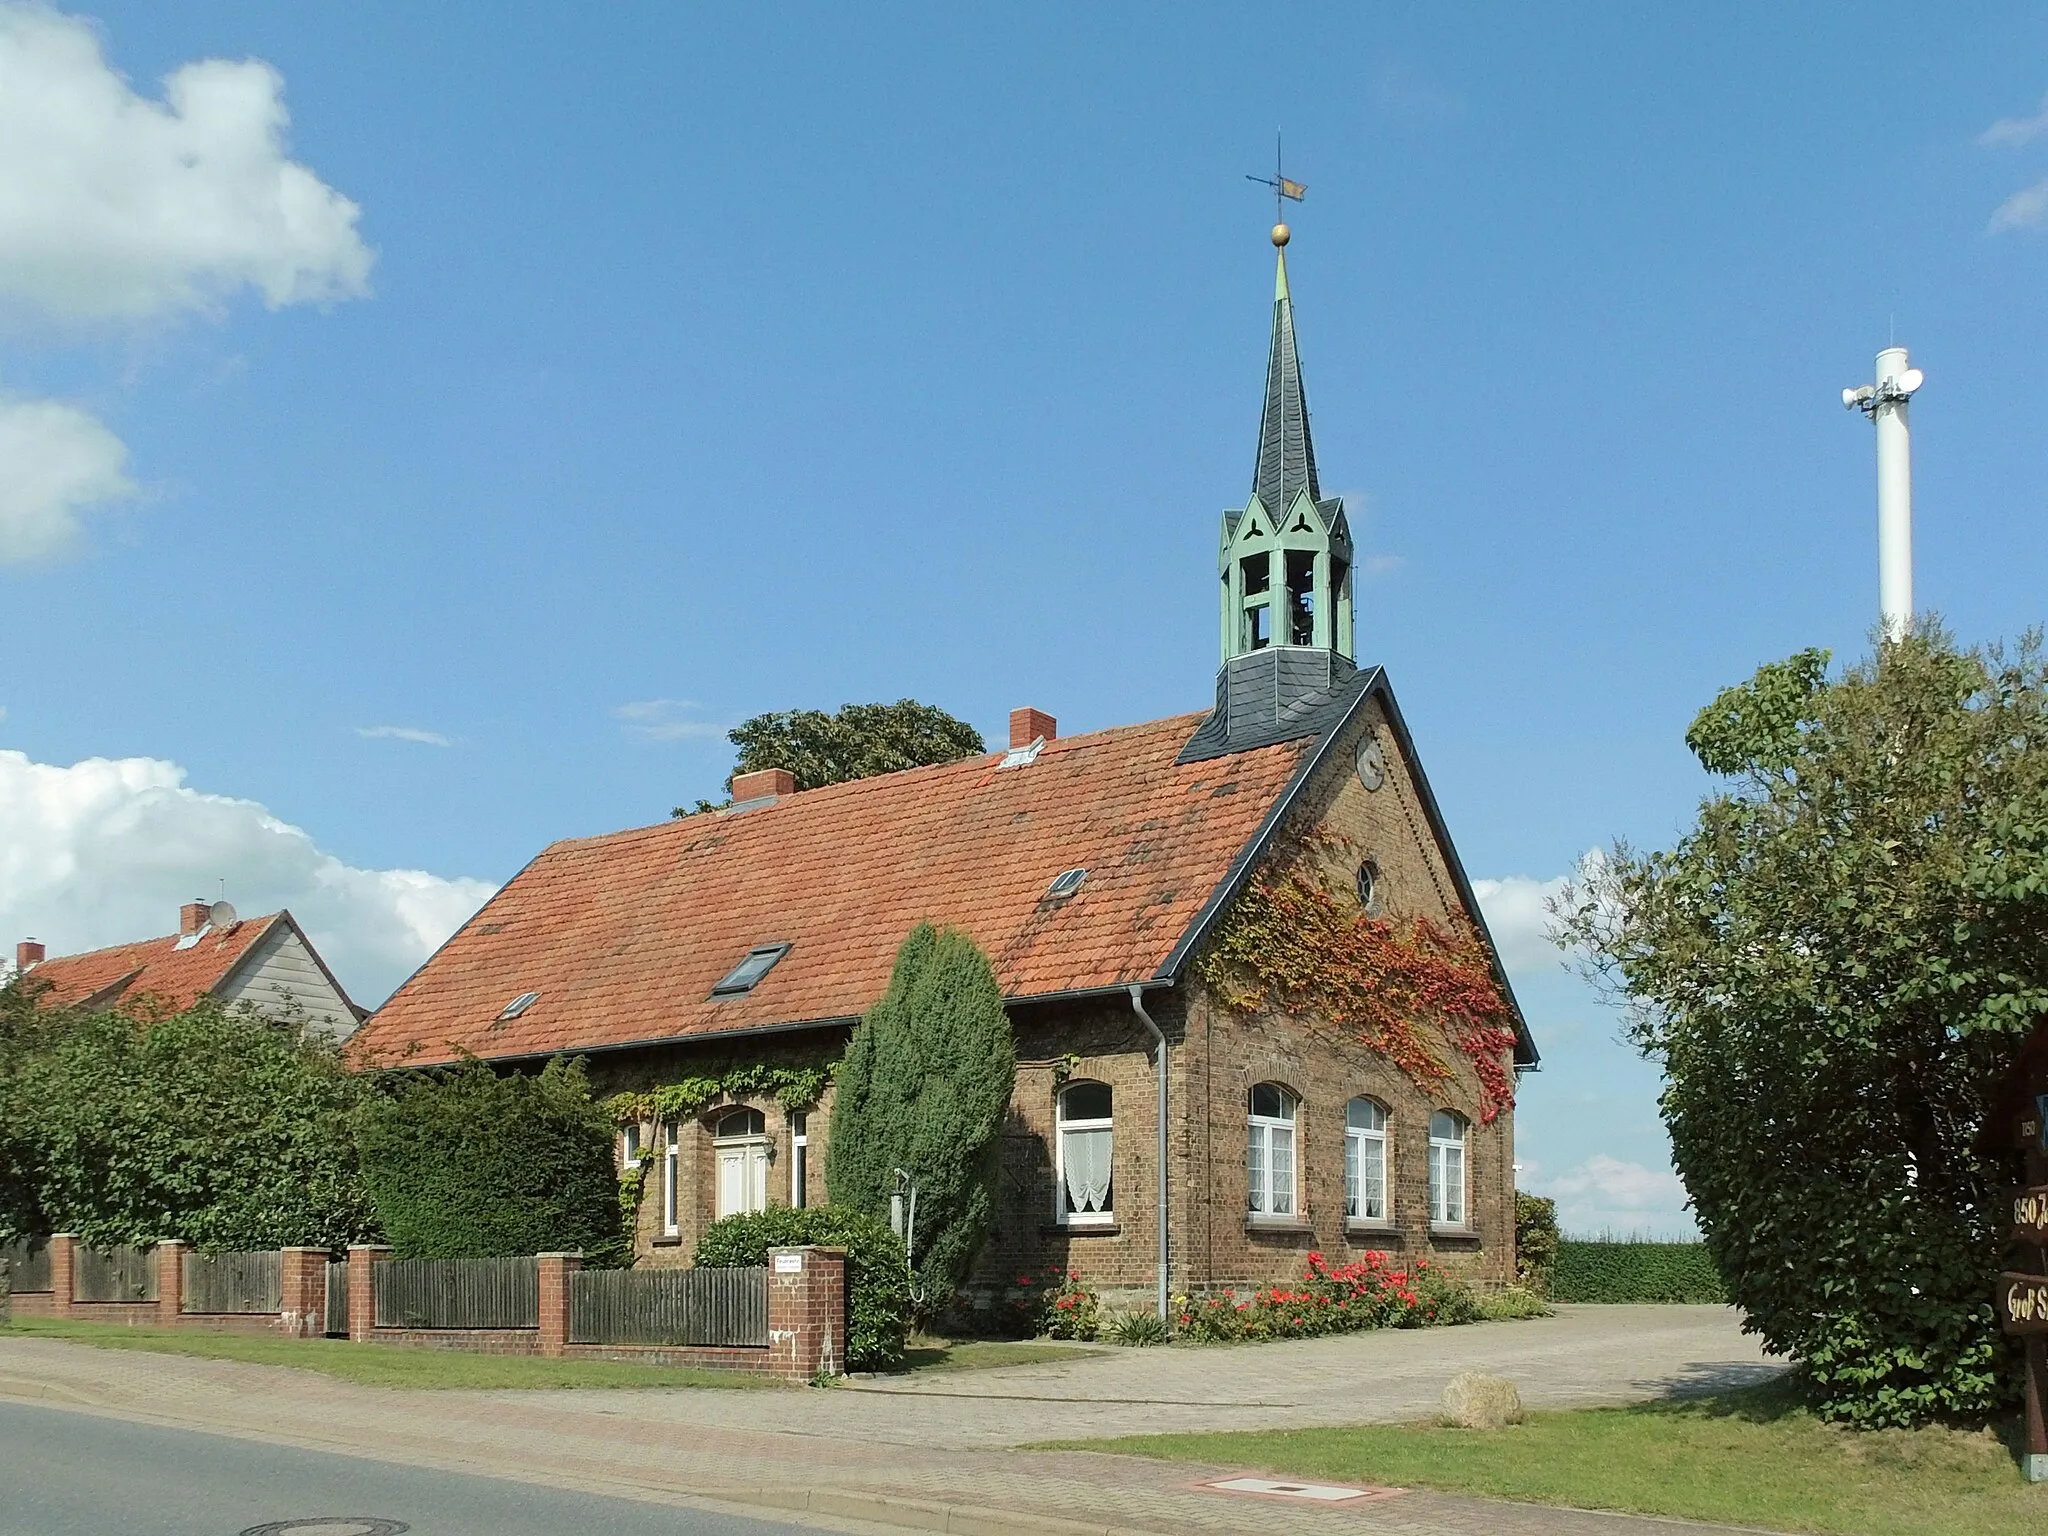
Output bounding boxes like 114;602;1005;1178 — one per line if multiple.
1047;868;1088;899
712;943;792;997
498;990;540;1020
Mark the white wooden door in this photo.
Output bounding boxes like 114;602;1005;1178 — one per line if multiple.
717;1142;768;1218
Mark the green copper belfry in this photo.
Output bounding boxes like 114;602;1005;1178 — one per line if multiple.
1218;240;1355;664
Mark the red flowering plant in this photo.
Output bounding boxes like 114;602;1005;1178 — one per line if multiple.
1174;1251;1478;1343
1002;1267;1101;1341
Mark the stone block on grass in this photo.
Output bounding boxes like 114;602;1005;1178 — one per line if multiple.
1440;1371;1524;1429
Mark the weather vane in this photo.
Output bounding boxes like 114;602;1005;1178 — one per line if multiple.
1245;133;1306;246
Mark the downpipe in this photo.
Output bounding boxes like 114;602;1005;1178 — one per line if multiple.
1128;984;1169;1320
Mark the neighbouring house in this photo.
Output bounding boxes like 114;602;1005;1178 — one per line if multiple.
350;229;1537;1306
13;900;366;1040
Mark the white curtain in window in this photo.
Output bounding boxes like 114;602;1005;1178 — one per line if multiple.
1062;1126;1112;1214
1269;1124;1295;1215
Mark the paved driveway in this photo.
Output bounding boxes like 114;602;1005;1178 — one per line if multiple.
0;1307;1784;1536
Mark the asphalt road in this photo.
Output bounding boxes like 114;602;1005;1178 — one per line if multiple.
0;1400;819;1536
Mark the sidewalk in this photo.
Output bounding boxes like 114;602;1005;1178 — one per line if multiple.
0;1308;1784;1536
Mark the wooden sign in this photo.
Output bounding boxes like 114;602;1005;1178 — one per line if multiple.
2018;1186;2048;1243
1999;1272;2048;1335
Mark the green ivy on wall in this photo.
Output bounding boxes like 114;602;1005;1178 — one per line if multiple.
601;1059;837;1129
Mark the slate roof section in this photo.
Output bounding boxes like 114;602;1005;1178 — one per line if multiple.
24;914;285;1014
351;714;1317;1067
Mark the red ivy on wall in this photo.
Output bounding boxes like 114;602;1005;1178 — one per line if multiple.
1194;853;1519;1122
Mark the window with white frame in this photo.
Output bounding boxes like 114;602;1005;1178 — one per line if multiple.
620;1121;643;1172
789;1111;809;1210
1247;1083;1298;1217
1345;1098;1388;1221
661;1124;680;1237
1056;1081;1114;1224
1429;1110;1468;1227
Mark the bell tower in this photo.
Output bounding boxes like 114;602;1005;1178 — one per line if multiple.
1181;218;1360;763
1219;223;1355;665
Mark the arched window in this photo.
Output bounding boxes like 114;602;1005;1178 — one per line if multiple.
1056;1081;1114;1225
714;1107;770;1218
1429;1110;1468;1227
1345;1098;1388;1222
1247;1083;1298;1217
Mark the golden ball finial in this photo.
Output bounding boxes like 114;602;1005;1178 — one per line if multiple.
1271;222;1291;247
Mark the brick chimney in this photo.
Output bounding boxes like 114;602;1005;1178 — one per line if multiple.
15;939;43;972
731;767;796;803
179;900;212;937
1009;708;1056;750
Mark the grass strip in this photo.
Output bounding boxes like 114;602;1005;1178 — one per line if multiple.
1044;1379;2048;1536
0;1317;782;1390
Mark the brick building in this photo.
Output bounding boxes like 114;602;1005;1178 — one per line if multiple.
350;228;1537;1309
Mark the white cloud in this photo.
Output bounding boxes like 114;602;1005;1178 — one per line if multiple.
355;725;451;748
1990;177;2048;234
0;2;373;322
1364;553;1404;576
1532;1153;1694;1238
614;698;730;743
0;746;494;1008
0;389;132;561
1983;90;2048;148
1473;868;1572;973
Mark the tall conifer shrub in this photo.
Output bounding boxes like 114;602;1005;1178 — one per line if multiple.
826;924;1015;1312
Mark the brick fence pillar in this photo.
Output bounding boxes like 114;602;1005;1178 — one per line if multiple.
278;1247;328;1337
48;1234;76;1319
347;1244;390;1342
154;1239;187;1326
766;1245;846;1382
536;1252;580;1358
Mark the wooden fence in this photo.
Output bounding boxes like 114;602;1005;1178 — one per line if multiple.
74;1244;156;1304
325;1258;349;1336
373;1257;537;1330
569;1265;768;1347
182;1250;283;1314
0;1240;52;1294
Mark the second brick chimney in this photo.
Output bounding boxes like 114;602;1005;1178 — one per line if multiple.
15;939;44;972
730;767;796;804
180;900;212;937
1009;708;1056;750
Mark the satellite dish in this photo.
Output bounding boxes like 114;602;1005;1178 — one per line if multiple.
1897;367;1924;395
208;900;238;929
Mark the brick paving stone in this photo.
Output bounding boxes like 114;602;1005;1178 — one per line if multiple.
0;1307;1782;1536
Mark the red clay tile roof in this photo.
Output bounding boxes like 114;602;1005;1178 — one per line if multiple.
26;914;283;1014
351;712;1314;1067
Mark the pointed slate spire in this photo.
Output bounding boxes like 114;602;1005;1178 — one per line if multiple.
1251;246;1319;516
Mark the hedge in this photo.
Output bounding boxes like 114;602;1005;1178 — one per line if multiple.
694;1205;912;1372
1550;1238;1727;1303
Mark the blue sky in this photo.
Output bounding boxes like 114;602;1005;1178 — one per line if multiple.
2;3;2045;1235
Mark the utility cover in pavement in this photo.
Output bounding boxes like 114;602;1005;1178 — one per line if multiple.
1205;1476;1388;1502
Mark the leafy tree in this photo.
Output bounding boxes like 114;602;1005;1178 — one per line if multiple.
675;699;985;816
825;924;1015;1314
1557;628;2048;1426
354;1057;625;1262
0;992;377;1251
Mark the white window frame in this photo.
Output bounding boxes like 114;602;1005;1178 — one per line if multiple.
1055;1081;1115;1227
661;1124;680;1237
1247;1084;1298;1218
789;1111;808;1210
620;1121;643;1173
1345;1098;1389;1223
1429;1110;1468;1228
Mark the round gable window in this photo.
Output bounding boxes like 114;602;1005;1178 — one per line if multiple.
1356;858;1383;914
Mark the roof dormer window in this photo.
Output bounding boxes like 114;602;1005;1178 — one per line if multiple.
712;943;791;997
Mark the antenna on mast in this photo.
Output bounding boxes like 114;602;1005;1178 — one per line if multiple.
1841;346;1925;643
